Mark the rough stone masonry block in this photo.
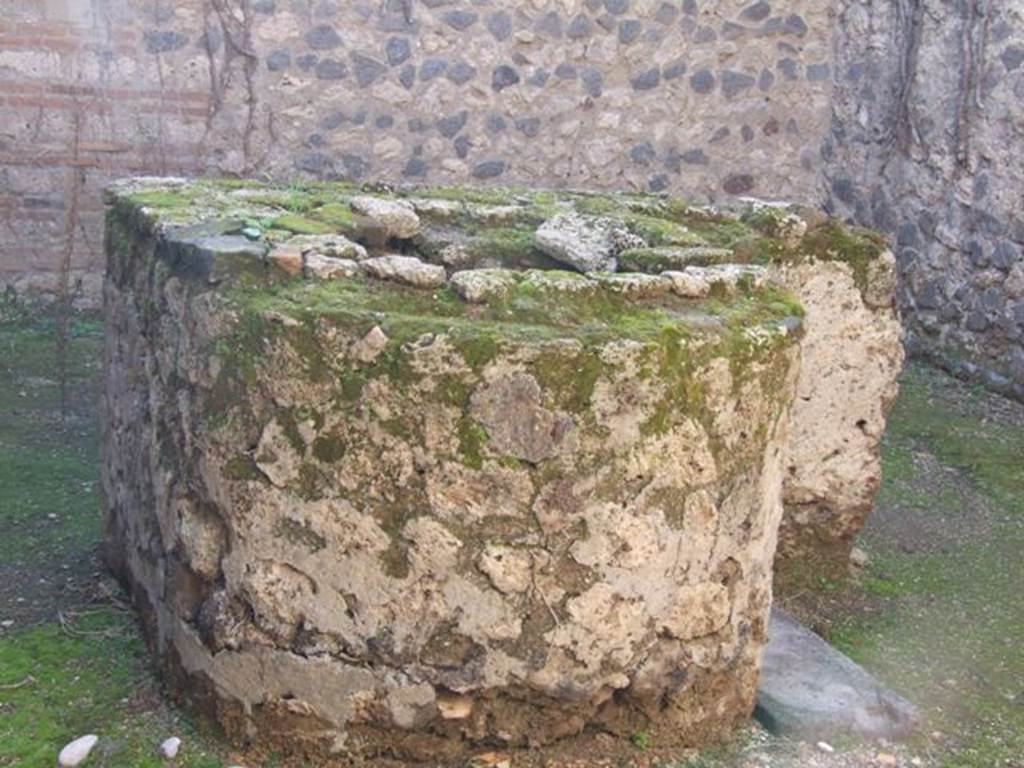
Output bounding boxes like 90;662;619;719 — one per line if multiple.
617;199;904;582
102;179;805;761
734;203;904;582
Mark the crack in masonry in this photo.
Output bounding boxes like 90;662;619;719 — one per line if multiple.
953;0;991;173
204;0;261;175
893;0;924;154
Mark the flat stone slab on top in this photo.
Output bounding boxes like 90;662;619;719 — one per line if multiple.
755;609;919;741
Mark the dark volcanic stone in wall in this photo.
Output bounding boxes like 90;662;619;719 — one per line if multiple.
385;36;411;65
690;68;716;94
618;18;643;43
472;159;505;179
826;0;1024;398
721;70;756;98
724;174;755;195
491;64;520;91
266;50;290;71
630;66;660;90
305;24;341;49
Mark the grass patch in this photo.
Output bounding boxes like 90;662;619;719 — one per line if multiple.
0;302;102;564
629;729;651;750
825;362;1024;766
0;609;223;767
0;299;229;767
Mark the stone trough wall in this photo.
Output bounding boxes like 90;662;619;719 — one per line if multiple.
102;178;900;760
769;247;903;578
598;198;904;575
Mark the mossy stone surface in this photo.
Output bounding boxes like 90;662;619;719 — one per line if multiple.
101;177;811;762
105;178;890;301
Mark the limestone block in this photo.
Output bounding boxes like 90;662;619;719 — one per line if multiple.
102;178;806;763
770;252;904;578
617;197;904;580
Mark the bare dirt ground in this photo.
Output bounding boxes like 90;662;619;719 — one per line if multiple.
1;300;1021;767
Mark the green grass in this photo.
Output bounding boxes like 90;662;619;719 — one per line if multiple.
629;729;651;749
0;304;102;563
0;437;99;563
830;363;1024;767
0;610;221;768
0;299;228;767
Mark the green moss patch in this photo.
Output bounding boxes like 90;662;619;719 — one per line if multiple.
109;179;891;293
269;213;335;235
532;348;603;413
457;416;489;469
800;221;887;297
221;271;799;357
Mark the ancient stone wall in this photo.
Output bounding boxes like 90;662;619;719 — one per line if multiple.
824;0;1024;399
2;0;834;307
5;0;1023;393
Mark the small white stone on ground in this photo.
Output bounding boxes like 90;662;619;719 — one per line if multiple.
58;734;99;767
159;736;181;758
850;547;870;568
816;740;835;753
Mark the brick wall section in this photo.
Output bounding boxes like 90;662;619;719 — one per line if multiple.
0;4;210;303
1;0;833;307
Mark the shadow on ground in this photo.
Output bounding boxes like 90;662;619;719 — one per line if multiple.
0;300;1021;767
